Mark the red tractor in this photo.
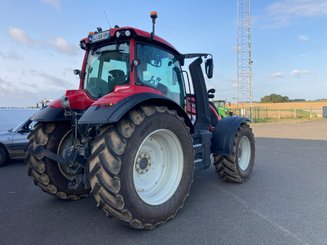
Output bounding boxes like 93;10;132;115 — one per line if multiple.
26;12;255;230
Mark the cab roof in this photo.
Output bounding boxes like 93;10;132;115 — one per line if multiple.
80;26;180;56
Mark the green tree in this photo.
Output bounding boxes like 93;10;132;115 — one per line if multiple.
261;94;289;103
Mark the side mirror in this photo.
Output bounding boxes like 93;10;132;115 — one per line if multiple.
208;88;215;94
205;58;214;79
73;69;81;78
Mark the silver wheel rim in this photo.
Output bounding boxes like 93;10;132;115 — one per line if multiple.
133;129;183;206
238;136;251;171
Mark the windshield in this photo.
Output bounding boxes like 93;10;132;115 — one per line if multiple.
12;118;33;133
84;42;130;98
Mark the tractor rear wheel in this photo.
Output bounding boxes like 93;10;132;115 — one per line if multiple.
89;106;194;230
26;122;90;200
213;124;255;183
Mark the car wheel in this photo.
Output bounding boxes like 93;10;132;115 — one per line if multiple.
0;146;9;167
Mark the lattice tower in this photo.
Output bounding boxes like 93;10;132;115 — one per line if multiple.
237;0;253;118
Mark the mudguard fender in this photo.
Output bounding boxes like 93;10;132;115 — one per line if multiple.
32;106;68;122
78;93;193;129
211;116;250;155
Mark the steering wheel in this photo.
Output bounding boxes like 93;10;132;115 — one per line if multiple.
145;76;161;86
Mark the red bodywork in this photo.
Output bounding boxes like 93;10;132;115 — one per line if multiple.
48;89;95;110
92;85;163;107
48;27;177;111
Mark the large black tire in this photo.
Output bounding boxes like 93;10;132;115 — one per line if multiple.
0;146;8;167
26;122;89;200
213;124;255;183
89;106;194;230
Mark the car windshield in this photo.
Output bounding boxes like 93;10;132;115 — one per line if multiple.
84;42;130;98
11;117;32;133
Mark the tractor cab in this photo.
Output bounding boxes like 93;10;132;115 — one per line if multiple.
78;25;186;106
77;19;214;121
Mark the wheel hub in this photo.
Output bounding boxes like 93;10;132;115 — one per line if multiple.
135;153;152;174
57;131;83;179
62;147;77;163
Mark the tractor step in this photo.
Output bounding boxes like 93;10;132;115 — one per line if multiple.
192;130;212;172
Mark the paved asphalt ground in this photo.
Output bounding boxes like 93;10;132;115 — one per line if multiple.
1;120;327;245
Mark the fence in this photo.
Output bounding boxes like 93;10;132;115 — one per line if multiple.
233;107;323;122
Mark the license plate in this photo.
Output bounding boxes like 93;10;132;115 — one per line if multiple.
89;31;110;42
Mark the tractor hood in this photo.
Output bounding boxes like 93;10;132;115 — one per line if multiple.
48;89;95;110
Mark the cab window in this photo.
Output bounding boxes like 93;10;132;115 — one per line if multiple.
84;42;130;98
136;43;185;106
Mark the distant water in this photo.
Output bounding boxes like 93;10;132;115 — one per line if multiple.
0;109;39;131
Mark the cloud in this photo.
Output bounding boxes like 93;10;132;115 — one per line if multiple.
18;70;67;90
291;69;311;78
0;77;16;90
269;72;284;79
50;37;77;56
0;50;23;61
0;77;42;107
264;0;327;28
0;70;75;107
297;34;310;42
9;27;33;44
41;0;60;10
22;69;78;90
38;72;67;88
8;27;77;56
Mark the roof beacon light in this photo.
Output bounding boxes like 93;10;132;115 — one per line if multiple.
150;11;158;39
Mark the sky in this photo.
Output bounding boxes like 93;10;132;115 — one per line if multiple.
0;0;326;107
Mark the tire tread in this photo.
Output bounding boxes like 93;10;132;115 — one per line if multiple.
89;105;193;230
213;124;254;183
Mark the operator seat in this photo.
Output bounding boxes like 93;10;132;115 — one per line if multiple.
108;69;127;92
88;77;107;98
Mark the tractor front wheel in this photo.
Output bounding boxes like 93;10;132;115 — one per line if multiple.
89;106;194;230
214;124;255;183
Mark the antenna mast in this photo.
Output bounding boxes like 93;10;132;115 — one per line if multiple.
237;0;253;120
104;11;112;28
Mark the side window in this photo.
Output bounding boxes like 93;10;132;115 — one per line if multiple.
136;44;184;106
88;60;99;78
